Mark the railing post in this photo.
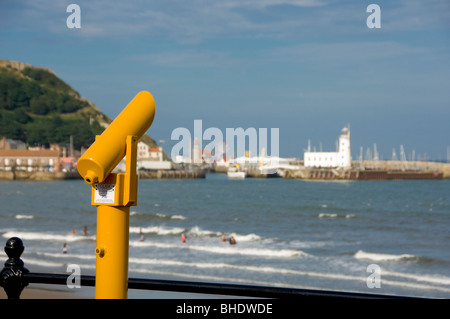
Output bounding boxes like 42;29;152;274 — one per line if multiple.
0;237;29;299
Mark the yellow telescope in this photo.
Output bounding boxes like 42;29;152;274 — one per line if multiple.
76;91;155;299
77;90;155;185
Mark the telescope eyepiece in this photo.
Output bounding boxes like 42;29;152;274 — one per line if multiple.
84;170;98;185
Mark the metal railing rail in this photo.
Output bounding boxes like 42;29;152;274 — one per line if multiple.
23;272;401;299
0;237;413;299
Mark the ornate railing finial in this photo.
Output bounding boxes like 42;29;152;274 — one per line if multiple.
0;237;29;299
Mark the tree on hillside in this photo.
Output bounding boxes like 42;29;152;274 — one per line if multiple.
0;64;108;149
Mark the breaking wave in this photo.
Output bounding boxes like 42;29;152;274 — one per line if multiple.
2;231;95;242
129;240;305;258
130;210;187;220
318;213;355;219
129;225;185;236
15;214;34;220
354;250;418;262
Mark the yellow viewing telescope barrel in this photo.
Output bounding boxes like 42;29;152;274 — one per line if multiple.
77;91;155;185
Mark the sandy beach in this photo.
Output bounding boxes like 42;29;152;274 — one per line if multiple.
0;284;92;299
0;284;227;299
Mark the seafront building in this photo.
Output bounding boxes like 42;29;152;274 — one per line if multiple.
0;148;61;172
303;127;351;169
0;137;27;150
137;142;164;161
135;142;172;170
0;137;79;173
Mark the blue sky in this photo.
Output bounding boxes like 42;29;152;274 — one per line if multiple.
1;0;449;160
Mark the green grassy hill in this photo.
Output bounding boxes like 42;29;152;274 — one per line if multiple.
0;59;158;151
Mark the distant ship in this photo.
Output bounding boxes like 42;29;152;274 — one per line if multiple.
227;164;247;179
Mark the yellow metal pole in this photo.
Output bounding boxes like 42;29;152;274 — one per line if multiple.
93;136;137;299
95;205;129;299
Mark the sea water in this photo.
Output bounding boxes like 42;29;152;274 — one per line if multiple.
0;175;449;298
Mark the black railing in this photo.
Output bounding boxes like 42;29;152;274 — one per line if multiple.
0;237;411;299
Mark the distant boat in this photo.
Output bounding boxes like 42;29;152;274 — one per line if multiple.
258;166;282;178
227;171;246;179
227;164;247;179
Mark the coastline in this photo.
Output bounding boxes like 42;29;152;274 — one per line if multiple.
0;160;448;181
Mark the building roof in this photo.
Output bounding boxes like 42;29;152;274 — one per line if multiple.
0;149;59;157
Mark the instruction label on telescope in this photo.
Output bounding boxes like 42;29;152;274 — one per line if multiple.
94;184;115;204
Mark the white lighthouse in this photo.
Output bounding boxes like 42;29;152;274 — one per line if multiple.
304;126;352;170
337;127;351;169
192;137;201;164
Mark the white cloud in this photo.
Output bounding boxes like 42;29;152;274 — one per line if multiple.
221;0;324;9
131;49;244;69
3;0;449;42
267;41;428;66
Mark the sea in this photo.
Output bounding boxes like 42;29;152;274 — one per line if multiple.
0;174;449;299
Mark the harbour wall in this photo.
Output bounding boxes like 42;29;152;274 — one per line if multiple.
359;160;450;179
281;161;449;180
0;170;81;181
138;170;206;179
0;169;206;181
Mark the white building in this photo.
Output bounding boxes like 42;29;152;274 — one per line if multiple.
137;142;164;161
304;127;351;169
116;141;172;171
